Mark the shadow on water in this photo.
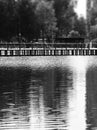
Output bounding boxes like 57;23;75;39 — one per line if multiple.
0;66;73;130
0;67;32;129
86;67;97;130
27;67;73;130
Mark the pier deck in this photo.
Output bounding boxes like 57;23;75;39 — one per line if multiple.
0;48;96;56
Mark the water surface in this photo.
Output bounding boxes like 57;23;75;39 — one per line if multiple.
0;56;96;130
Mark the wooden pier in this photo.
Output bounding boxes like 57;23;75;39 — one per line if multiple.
0;48;96;56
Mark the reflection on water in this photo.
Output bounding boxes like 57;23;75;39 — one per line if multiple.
0;57;96;130
0;68;31;130
67;70;86;130
86;67;97;130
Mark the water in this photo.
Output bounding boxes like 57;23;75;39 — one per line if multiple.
0;56;96;130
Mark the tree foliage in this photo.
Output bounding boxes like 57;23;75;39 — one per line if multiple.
54;0;76;36
17;0;38;40
0;0;86;41
35;0;57;39
68;30;80;38
89;0;97;39
73;16;86;37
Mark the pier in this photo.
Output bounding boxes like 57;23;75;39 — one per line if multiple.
0;40;96;56
0;48;96;56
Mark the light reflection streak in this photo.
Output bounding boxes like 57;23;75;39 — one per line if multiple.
67;58;87;130
29;82;45;130
39;85;45;130
29;85;40;130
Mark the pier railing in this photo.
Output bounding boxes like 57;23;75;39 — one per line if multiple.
0;42;96;56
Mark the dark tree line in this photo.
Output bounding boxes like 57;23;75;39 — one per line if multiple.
0;0;86;42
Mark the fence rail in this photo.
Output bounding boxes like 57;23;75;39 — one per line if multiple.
0;48;96;56
0;42;96;56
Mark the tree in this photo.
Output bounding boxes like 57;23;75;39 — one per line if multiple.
16;0;38;41
68;30;80;38
0;0;86;41
0;0;17;41
0;0;20;41
0;0;39;41
88;0;97;39
0;1;7;40
73;16;86;37
53;0;76;36
5;0;17;40
35;0;57;41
